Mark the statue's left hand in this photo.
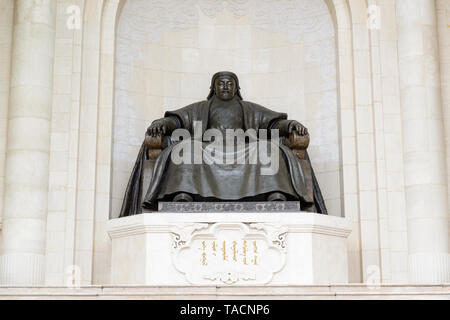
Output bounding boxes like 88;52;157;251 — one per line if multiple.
289;121;309;136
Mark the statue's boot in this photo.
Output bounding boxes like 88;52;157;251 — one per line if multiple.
267;192;287;202
173;193;193;202
301;203;317;213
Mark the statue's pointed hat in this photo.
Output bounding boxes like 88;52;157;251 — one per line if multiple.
207;71;243;100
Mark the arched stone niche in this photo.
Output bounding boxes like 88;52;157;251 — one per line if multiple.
111;0;342;218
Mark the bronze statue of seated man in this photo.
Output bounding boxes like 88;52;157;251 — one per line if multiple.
119;71;327;217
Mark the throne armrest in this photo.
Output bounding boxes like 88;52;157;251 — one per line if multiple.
145;132;310;161
283;132;310;160
144;135;166;160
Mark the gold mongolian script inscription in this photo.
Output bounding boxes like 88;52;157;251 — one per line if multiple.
198;239;261;267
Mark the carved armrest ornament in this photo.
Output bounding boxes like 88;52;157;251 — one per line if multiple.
284;132;310;160
144;135;164;160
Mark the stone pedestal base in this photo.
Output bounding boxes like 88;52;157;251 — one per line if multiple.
107;212;352;286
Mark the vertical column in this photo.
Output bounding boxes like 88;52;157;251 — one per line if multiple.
436;0;450;261
0;0;14;226
0;0;56;285
396;0;449;283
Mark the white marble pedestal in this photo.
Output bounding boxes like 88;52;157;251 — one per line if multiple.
107;212;352;286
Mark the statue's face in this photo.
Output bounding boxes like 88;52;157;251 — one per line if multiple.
214;75;237;101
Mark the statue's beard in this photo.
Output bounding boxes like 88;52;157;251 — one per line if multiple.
216;91;235;101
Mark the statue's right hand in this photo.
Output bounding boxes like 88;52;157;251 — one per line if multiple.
147;119;168;137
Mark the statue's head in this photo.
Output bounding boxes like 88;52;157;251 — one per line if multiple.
207;71;243;101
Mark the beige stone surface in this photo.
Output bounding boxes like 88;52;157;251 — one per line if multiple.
0;0;14;226
0;0;448;288
397;0;450;284
0;284;448;300
0;0;57;286
437;0;450;256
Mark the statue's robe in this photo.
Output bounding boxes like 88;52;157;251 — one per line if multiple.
119;98;328;217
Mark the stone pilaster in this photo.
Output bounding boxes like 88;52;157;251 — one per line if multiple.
0;0;56;285
396;0;450;283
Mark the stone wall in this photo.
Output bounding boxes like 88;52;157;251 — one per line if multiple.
0;0;448;286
